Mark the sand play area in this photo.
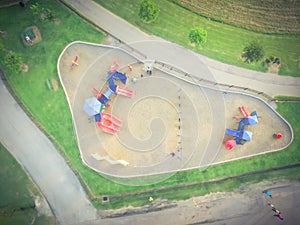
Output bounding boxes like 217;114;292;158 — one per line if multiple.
57;42;293;186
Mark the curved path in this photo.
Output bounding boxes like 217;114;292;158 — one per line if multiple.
0;77;97;224
0;1;299;225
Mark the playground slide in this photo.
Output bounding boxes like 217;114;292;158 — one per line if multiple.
225;128;241;138
109;61;118;73
91;153;129;166
239;106;249;118
102;118;121;130
97;122;117;134
116;86;133;97
102;113;122;127
93;87;102;99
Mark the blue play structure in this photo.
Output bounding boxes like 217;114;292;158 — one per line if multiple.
93;69;132;110
225;110;258;145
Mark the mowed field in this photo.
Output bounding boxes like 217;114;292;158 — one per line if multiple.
173;0;300;34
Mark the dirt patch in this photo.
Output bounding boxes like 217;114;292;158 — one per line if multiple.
54;18;61;26
51;78;58;91
267;63;281;74
21;64;29;73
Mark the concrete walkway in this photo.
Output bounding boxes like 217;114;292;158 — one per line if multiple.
0;77;97;224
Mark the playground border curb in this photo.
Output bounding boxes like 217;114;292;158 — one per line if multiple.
57;41;294;179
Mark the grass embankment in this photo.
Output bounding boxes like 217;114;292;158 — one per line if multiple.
93;102;300;209
94;0;300;76
0;0;299;211
0;144;55;225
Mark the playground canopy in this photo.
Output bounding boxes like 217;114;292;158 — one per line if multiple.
83;97;102;116
245;115;258;125
242;130;252;141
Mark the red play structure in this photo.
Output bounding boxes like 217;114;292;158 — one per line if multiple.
239;106;248;118
96;113;122;134
274;132;283;139
83;62;134;134
225;139;237;150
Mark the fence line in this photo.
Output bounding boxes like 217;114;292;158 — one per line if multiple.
153;60;275;104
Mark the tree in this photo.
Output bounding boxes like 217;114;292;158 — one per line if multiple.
4;52;23;73
139;0;160;23
242;41;264;63
188;28;207;46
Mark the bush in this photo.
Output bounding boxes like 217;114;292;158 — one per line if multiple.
242;41;264;63
30;2;41;15
138;0;160;23
188;28;207;46
30;2;54;22
4;52;23;73
265;55;280;63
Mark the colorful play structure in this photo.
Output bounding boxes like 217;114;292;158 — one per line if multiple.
22;28;35;44
70;55;79;68
225;106;258;150
83;62;133;134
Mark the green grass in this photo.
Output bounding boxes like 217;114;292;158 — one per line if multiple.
275;96;300;101
0;0;300;211
93;0;300;76
94;166;300;209
0;143;55;225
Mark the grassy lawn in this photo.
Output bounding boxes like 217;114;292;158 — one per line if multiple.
0;0;299;212
93;0;300;76
0;143;55;225
98;166;300;209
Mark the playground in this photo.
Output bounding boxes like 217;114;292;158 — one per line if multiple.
57;42;293;185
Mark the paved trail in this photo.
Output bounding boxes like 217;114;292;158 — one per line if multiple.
0;77;97;224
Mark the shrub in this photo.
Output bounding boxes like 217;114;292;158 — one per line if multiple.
4;52;23;73
30;2;54;22
188;28;207;46
138;0;160;23
263;55;281;67
30;2;41;15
